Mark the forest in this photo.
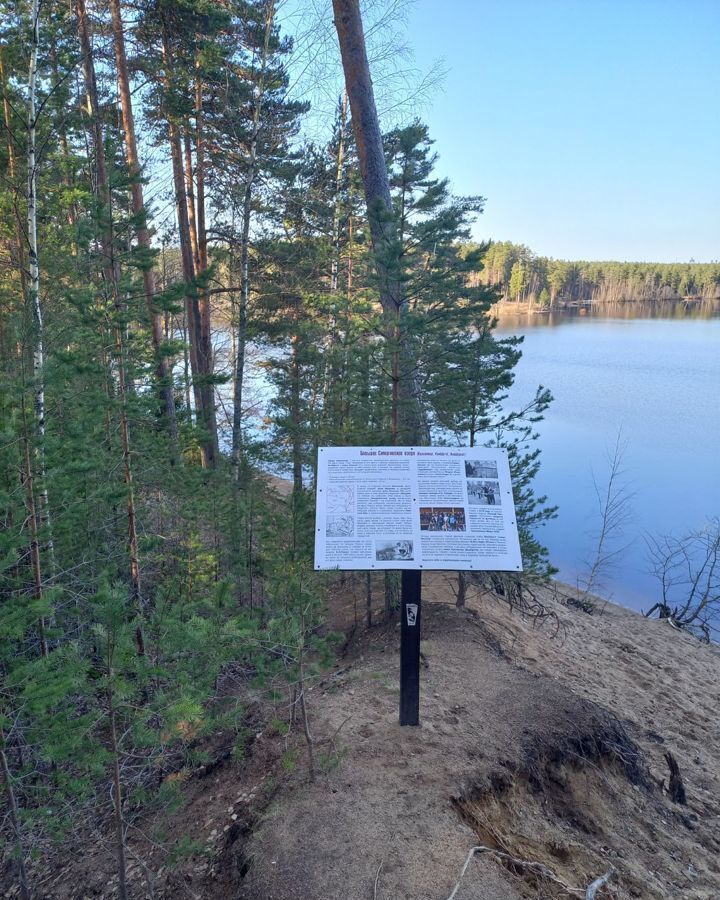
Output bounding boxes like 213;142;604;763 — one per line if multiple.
474;240;720;307
0;0;559;894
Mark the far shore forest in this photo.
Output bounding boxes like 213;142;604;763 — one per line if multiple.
0;0;718;897
472;241;720;308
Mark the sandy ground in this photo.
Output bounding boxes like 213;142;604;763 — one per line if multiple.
13;575;720;899
231;576;720;900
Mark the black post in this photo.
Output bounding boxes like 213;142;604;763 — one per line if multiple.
399;570;422;726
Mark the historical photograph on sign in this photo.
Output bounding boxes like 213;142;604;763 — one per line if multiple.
419;507;466;532
326;515;354;537
465;459;498;479
467;479;501;506
375;539;414;561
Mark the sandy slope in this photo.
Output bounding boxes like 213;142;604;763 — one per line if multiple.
233;577;720;900
19;576;720;899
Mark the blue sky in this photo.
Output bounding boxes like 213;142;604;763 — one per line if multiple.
401;0;719;261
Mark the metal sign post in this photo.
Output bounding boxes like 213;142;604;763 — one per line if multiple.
314;446;523;728
400;570;422;726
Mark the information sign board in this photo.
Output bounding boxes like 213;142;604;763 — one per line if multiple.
314;446;522;572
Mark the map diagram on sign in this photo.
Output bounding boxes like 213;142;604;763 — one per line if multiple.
326;515;354;537
327;485;354;514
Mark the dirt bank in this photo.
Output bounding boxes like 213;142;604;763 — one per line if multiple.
229;580;719;899
17;577;720;899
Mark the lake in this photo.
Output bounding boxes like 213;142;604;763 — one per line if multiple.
494;303;720;618
212;301;719;622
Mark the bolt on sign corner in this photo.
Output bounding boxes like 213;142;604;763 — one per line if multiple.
314;446;522;572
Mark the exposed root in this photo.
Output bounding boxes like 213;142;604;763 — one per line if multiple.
664;751;687;805
471;573;564;637
445;845;586;899
585;866;615;899
451;711;650;899
373;859;383;900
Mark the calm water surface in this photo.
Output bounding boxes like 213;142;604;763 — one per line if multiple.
495;306;720;613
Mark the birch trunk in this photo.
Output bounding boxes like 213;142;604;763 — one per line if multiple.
27;0;56;582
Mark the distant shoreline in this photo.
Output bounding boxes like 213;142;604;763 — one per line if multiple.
492;296;720;316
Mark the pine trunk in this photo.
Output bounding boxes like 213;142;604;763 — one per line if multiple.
231;0;276;480
332;0;427;445
107;686;129;900
161;19;217;468
0;49;28;302
183;132;202;272
76;0;143;644
108;0;180;461
0;729;30;900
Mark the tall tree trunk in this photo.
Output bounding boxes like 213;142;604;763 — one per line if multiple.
21;399;48;657
76;0;143;651
183;132;202;272
330;92;348;294
290;329;303;497
27;0;56;579
193;73;214;429
231;175;253;480
332;0;426;445
318;92;348;444
160;18;217;468
195;70;208;275
0;728;30;900
1;49;28;305
231;0;276;481
108;0;179;462
169;119;206;446
107;684;128;900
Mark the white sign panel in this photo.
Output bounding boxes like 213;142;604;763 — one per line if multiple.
314;446;522;572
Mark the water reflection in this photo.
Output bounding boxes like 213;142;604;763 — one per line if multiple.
494;301;720;623
496;298;720;330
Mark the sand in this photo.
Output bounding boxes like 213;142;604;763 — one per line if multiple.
231;575;720;899
19;576;720;899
